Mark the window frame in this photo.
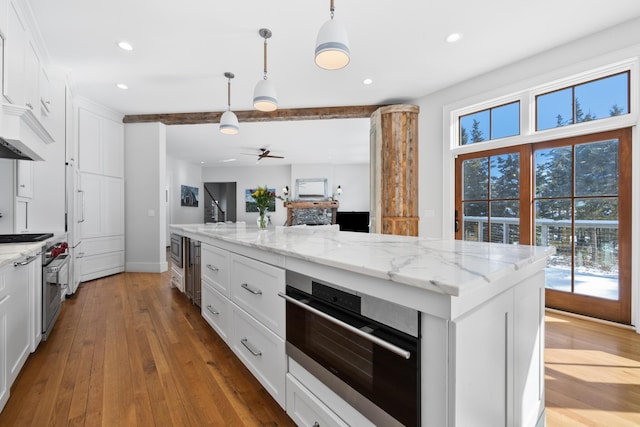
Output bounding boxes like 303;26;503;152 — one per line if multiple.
448;59;639;155
459;100;521;145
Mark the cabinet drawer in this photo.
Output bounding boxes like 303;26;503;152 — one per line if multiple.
201;244;229;296
229;253;285;338
231;305;285;408
83;236;124;256
286;374;349;427
201;280;230;343
170;266;184;292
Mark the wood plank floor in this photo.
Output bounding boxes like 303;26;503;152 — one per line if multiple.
1;268;639;426
0;270;295;426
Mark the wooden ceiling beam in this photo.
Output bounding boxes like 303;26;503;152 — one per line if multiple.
122;105;383;125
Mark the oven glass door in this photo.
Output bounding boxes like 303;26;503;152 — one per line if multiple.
286;288;419;426
170;235;183;267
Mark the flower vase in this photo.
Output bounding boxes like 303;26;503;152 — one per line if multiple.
256;207;268;230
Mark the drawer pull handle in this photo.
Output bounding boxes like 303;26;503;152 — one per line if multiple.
206;305;220;315
241;338;262;357
241;283;262;295
206;264;219;272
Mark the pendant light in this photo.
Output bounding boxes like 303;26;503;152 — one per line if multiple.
220;72;239;135
253;28;278;112
315;0;350;70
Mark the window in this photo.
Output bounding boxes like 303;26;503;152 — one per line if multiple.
536;72;629;131
459;101;520;145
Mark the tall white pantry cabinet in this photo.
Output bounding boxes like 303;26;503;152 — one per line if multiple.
74;101;125;283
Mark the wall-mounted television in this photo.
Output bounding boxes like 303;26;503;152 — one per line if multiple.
295;178;328;200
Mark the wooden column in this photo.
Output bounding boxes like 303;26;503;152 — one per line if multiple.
370;105;419;236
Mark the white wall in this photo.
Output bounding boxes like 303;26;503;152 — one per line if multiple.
290;163;369;211
202;164;291;226
167;156;204;224
124;122;167;273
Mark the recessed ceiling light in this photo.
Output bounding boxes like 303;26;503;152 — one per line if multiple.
446;33;462;43
362;78;373;85
116;83;128;90
117;41;134;51
221;158;237;163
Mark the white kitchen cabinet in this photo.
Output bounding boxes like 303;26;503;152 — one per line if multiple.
3;0;26;106
229;253;285;338
0;251;41;413
201;243;229;296
14;199;29;232
39;66;51;115
16;159;33;198
78;107;124;178
286;374;349;427
27;250;42;352
24;40;40;119
0;265;9;411
230;303;286;408
78;172;124;281
170;265;184;292
201;279;230;343
5;255;33;386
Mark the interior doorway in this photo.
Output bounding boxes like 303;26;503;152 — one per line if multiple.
203;182;237;223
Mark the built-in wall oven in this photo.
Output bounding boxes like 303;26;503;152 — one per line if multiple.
170;233;183;268
281;271;420;426
42;240;69;340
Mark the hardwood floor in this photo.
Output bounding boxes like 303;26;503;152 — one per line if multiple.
2;268;639;426
545;311;640;426
0;270;295;426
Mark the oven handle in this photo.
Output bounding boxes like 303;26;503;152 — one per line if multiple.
13;255;39;267
278;292;412;360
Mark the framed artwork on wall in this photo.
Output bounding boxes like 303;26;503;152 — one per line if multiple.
181;185;199;207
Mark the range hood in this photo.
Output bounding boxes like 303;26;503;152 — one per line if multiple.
0;104;55;161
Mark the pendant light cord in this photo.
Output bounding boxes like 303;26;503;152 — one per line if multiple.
263;38;268;80
227;78;231;110
330;0;335;19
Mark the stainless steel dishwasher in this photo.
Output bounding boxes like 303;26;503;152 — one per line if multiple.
185;238;201;307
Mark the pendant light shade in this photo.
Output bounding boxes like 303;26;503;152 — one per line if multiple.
315;0;350;70
253;28;278;112
220;72;239;135
220;110;239;135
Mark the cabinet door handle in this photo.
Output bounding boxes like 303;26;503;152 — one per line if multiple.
240;283;262;295
78;190;85;223
206;305;220;315
240;338;262;357
313;423;320;427
206;264;219;272
13;255;38;266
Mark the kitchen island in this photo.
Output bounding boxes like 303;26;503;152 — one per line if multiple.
170;223;553;427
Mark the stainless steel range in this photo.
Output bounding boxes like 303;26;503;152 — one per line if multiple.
42;239;69;340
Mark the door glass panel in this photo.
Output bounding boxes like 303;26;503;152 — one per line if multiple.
535;146;572;198
535;199;572;293
463;158;488;199
490;153;520;199
463;201;488;242
574;198;619;300
490;201;520;244
575;140;618;196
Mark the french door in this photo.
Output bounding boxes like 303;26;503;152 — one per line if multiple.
455;129;631;324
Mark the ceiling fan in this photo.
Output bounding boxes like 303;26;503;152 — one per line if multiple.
241;148;285;161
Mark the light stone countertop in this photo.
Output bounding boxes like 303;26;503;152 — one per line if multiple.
0;242;47;269
170;223;554;297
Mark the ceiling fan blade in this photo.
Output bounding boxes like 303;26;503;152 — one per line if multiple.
265;155;285;159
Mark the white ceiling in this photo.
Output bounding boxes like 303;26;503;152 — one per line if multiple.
26;0;640;166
